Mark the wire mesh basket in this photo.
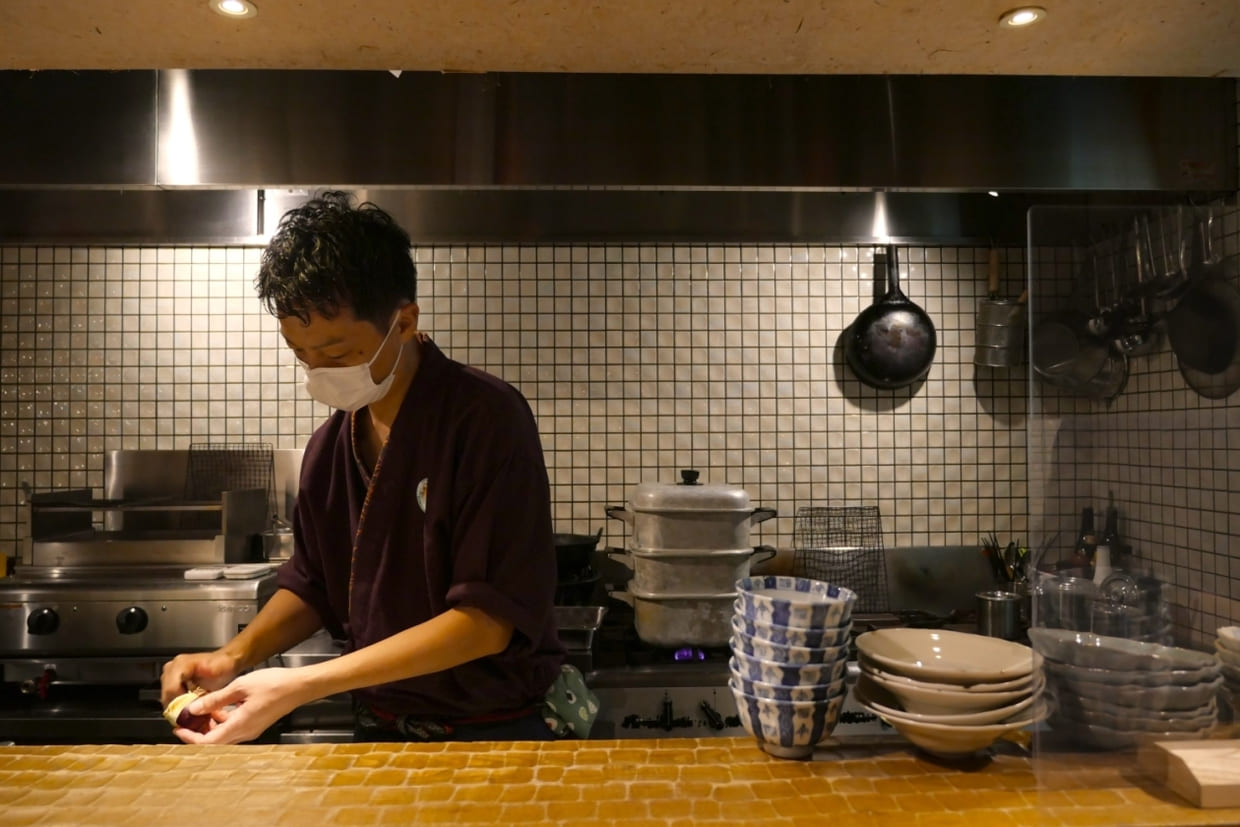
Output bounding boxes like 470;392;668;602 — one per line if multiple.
791;505;889;614
183;442;276;520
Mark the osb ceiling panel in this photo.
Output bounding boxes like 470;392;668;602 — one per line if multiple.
0;0;1237;77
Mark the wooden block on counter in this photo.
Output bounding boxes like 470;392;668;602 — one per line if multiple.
1138;739;1240;809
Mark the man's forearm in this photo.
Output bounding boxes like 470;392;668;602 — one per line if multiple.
219;588;324;671
295;606;513;701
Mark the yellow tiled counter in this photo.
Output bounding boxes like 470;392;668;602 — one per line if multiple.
3;737;1240;826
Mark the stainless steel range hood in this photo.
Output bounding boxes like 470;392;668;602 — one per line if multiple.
0;70;1233;244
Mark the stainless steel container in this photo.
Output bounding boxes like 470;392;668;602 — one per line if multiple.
605;470;775;551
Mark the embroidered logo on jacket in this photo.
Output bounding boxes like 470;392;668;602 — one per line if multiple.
415;478;429;512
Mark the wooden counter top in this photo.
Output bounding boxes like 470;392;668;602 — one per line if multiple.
2;736;1239;826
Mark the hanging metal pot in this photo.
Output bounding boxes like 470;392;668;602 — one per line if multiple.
974;248;1028;368
843;245;937;390
1163;209;1240;399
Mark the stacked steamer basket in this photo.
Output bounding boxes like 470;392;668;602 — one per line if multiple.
1030;627;1222;750
1216;626;1240;696
853;628;1049;759
728;576;857;759
606;470;776;648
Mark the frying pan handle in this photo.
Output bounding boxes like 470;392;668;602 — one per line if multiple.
988;248;1000;297
885;244;902;297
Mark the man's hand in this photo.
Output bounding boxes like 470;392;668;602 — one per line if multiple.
160;650;242;706
170;667;311;745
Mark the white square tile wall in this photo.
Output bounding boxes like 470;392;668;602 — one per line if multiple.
2;223;1238;647
2;242;1028;548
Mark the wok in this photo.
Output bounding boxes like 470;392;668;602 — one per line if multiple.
554;529;602;577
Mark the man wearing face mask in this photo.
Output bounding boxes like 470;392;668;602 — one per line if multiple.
160;191;591;745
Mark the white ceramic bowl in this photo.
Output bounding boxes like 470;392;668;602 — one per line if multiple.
729;664;846;702
729;678;846;759
1042;657;1219;688
1044;672;1223;710
1053;688;1215;723
859;659;1044;715
731;646;848;687
1216;627;1240;654
869;697;1051;758
854;673;1039;726
1052;697;1216;734
730;631;847;666
734;576;857;629
730;613;851;649
1213;642;1240;668
855;628;1039;684
859;657;1038;694
1029;627;1217;672
1220;663;1240;687
1047;714;1215;751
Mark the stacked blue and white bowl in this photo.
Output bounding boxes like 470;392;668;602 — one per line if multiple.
728;575;857;759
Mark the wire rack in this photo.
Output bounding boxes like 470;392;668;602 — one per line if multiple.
791;505;889;614
183;442;276;520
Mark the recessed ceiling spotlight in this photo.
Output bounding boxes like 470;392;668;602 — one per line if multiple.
987;191;1000;197
210;0;257;18
998;6;1046;28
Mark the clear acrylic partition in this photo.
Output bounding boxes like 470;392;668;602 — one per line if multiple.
1025;201;1239;763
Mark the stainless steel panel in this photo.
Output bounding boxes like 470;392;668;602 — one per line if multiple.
104;448;302;522
1;70;1232;192
0;574;277;657
155;69;463;187
149;71;1237;191
0;189;259;244
0;71;157;187
31;536;224;568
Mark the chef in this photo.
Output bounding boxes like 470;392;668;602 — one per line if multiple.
161;191;593;744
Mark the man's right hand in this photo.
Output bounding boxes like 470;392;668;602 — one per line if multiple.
160;650;242;706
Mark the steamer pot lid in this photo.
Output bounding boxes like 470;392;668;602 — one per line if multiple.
630;469;752;512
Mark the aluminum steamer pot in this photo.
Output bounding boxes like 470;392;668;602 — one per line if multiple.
608;546;777;595
605;469;776;551
609;587;736;647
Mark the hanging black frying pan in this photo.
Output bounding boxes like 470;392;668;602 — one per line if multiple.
844;245;937;390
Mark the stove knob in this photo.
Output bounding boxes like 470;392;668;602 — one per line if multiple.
116;606;148;635
26;607;59;636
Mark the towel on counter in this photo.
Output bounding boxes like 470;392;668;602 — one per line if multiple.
541;664;599;738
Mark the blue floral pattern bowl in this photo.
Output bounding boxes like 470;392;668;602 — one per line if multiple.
728;662;846;702
731;613;851;649
730;646;848;687
729;677;847;759
734;576;857;628
730;631;847;666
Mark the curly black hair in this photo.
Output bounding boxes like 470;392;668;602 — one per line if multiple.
255;191;416;327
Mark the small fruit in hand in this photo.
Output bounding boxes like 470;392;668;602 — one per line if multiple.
163;687;210;733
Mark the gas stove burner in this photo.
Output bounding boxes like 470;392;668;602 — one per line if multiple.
672;647;707;662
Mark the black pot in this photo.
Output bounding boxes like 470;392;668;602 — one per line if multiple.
554;529;602;578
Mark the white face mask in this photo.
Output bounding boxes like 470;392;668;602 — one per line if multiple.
301;315;403;411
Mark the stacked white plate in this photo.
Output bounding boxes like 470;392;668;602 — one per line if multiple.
1213;626;1240;694
728;575;857;759
853;627;1049;758
1029;627;1222;750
